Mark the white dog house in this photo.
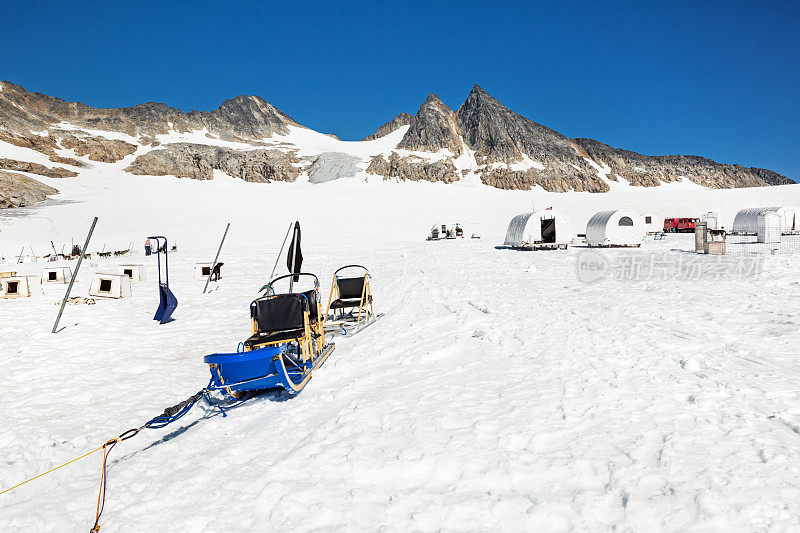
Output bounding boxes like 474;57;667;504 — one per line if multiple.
1;275;41;299
195;262;213;280
641;214;660;234
89;273;132;299
585;210;646;247
119;264;146;282
43;266;73;284
732;206;799;234
504;210;574;249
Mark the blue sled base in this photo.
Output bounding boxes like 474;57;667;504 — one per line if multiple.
204;343;334;395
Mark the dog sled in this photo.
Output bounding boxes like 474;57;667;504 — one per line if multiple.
205;272;334;397
323;265;383;336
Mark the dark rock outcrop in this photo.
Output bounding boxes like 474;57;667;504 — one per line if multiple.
574;138;793;188
366;153;458;183
0;170;58;208
0;158;78;178
125;143;300;182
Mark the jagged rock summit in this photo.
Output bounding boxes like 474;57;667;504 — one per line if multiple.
0;79;792;209
397;93;463;156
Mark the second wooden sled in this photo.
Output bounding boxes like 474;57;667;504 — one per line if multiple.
323;265;383;337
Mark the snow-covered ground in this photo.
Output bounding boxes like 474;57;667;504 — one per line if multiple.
2;169;800;531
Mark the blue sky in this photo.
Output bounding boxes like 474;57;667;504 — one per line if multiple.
2;1;798;179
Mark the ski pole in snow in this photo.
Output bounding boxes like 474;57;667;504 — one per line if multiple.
52;217;98;333
269;222;293;281
203;222;230;294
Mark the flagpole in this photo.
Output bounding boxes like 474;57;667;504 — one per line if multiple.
288;223;297;293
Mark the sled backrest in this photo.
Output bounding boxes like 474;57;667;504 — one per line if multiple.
336;277;365;300
300;289;320;320
252;294;307;333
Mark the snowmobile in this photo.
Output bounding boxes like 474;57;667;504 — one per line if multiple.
204;273;334;396
323;265;383;336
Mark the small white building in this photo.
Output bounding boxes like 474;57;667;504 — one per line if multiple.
119;264;146;282
504;210;573;249
43;266;73;284
89;273;132;299
702;211;722;231
1;275;41;299
732;206;799;234
641;214;660;234
585;210;646;247
757;212;781;244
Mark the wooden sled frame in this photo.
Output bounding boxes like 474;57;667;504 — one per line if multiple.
324;265;374;327
249;273;326;359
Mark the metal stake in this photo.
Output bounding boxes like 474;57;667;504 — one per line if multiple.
53;217;98;333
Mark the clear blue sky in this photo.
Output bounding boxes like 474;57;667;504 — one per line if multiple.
2;1;798;179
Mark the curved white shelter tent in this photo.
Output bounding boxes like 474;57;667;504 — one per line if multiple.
585;210;646;247
504;210;573;248
732;206;799;234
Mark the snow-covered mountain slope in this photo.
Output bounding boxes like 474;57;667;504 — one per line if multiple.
2;169;800;530
0;79;793;208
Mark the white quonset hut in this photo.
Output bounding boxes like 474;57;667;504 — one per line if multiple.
89;273;132;299
43;266;72;284
504;210;573;249
732;206;799;234
585;210;646;247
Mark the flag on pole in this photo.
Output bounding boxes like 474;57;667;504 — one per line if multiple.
286;221;303;282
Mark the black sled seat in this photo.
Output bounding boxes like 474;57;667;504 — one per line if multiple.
325;265;374;323
328;276;370;310
248;273;327;358
244;294;309;349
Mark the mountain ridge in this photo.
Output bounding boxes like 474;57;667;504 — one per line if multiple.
0;79;793;204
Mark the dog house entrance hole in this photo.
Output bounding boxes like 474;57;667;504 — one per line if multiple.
99;279;112;292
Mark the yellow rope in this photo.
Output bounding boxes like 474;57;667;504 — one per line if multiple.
0;444;106;496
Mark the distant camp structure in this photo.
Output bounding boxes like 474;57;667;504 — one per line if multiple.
427;223;463;240
585;210;645;247
503;210;573;250
702;211;722;230
663;217;700;233
641;213;660;234
731;206;799;235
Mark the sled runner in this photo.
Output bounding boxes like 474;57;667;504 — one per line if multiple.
205;273;334;396
323;265;383;336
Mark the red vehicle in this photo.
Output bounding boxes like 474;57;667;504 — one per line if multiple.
663;217;700;233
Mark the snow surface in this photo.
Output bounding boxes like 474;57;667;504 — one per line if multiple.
1;153;800;531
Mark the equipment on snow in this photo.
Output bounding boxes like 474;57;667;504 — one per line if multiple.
148;236;178;324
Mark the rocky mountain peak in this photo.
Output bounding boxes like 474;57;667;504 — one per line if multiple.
397;92;463;155
362;112;415;141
